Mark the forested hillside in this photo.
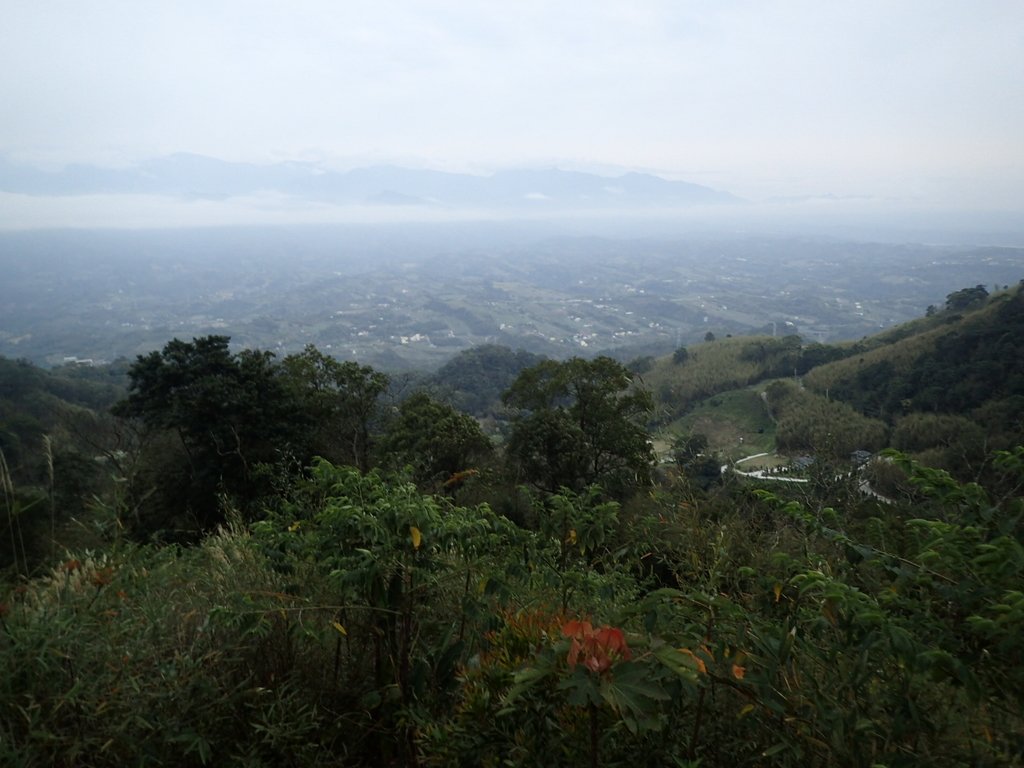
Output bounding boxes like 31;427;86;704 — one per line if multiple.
0;357;129;566
804;283;1024;482
424;343;544;419
1;298;1022;766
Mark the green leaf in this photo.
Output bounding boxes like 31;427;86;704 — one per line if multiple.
599;661;670;724
559;668;602;707
504;665;553;704
652;644;702;682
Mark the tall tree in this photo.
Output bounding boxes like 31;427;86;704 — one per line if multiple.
378;392;492;490
503;356;654;496
280;345;389;473
945;284;989;312
114;336;299;534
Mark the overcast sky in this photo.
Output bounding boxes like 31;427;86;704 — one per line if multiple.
2;1;1023;212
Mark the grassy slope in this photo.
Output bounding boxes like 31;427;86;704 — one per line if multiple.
659;386;776;461
641;335;779;409
648;288;1023;460
642;336;783;460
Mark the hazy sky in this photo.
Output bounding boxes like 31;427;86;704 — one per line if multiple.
2;1;1023;209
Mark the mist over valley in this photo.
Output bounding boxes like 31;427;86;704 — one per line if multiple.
2;224;1021;370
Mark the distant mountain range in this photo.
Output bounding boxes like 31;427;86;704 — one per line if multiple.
0;153;741;210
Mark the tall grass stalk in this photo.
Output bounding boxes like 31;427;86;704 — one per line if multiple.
0;448;28;576
43;435;55;563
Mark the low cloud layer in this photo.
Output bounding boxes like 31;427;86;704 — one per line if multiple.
2;1;1022;218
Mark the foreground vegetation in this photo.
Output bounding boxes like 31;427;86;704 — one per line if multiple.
1;284;1023;765
2;452;1022;766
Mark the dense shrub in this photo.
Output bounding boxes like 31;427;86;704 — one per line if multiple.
3;449;1021;765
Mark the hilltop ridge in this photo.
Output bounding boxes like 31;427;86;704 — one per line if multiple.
0;154;740;209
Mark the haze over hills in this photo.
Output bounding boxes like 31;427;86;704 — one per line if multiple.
5;152;1023;243
0;154;740;211
1;225;1021;370
3;4;1024;764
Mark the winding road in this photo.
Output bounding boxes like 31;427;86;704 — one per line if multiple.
723;452;894;503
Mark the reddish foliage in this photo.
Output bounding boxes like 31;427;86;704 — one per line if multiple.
562;619;631;674
91;567;114;588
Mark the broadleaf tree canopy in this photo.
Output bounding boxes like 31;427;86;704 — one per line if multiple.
503;356;655;496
